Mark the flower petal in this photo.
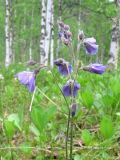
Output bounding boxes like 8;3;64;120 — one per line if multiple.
58;64;72;76
27;76;35;92
62;80;80;97
15;71;35;92
84;37;98;55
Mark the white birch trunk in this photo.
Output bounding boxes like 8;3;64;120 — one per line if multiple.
44;0;52;65
108;1;120;69
40;0;46;64
29;8;34;60
5;0;12;67
50;0;54;67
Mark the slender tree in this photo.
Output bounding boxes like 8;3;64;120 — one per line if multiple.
29;6;34;60
44;0;53;65
108;0;120;69
5;0;13;67
50;0;54;67
40;0;46;64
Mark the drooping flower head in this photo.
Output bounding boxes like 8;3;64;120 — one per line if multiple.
82;63;106;74
83;37;99;55
54;58;72;76
62;79;80;97
15;71;36;92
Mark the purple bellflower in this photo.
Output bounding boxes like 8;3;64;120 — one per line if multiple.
83;37;98;55
62;79;80;97
15;70;38;92
54;58;72;76
82;63;106;74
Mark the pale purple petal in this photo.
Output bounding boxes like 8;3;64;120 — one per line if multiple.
58;64;72;76
84;37;98;55
84;37;96;44
15;71;34;85
83;64;106;74
90;64;106;74
27;76;35;92
15;71;36;92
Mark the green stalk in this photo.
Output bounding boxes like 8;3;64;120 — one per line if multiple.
70;116;73;160
66;107;70;159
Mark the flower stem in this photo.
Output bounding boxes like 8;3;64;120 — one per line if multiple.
70;116;73;160
66;107;70;160
29;87;36;112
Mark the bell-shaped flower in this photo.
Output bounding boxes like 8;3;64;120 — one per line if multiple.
62;79;80;97
82;63;106;74
83;37;98;55
15;71;36;92
54;58;72;76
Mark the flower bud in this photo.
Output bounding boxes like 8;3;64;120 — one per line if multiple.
71;103;77;117
78;30;85;41
64;24;70;30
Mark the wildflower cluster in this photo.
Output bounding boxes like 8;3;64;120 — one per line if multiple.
58;21;72;46
15;20;107;160
54;21;107;159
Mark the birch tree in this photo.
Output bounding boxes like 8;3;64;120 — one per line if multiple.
108;0;120;69
5;0;13;67
50;0;54;67
44;0;53;65
40;0;46;64
29;7;34;60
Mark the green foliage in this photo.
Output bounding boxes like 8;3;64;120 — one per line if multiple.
31;106;56;133
80;90;94;109
81;129;93;145
4;120;16;140
100;116;114;139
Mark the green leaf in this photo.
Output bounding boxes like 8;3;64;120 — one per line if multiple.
7;113;21;131
74;155;81;160
81;90;94;109
100;116;114;139
4;120;15;140
81;129;93;145
31;106;56;134
29;124;40;137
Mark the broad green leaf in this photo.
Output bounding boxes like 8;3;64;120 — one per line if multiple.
7;113;21;131
81;129;93;145
4;120;15;140
31;106;56;133
100;116;114;139
31;107;45;133
81;90;94;109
